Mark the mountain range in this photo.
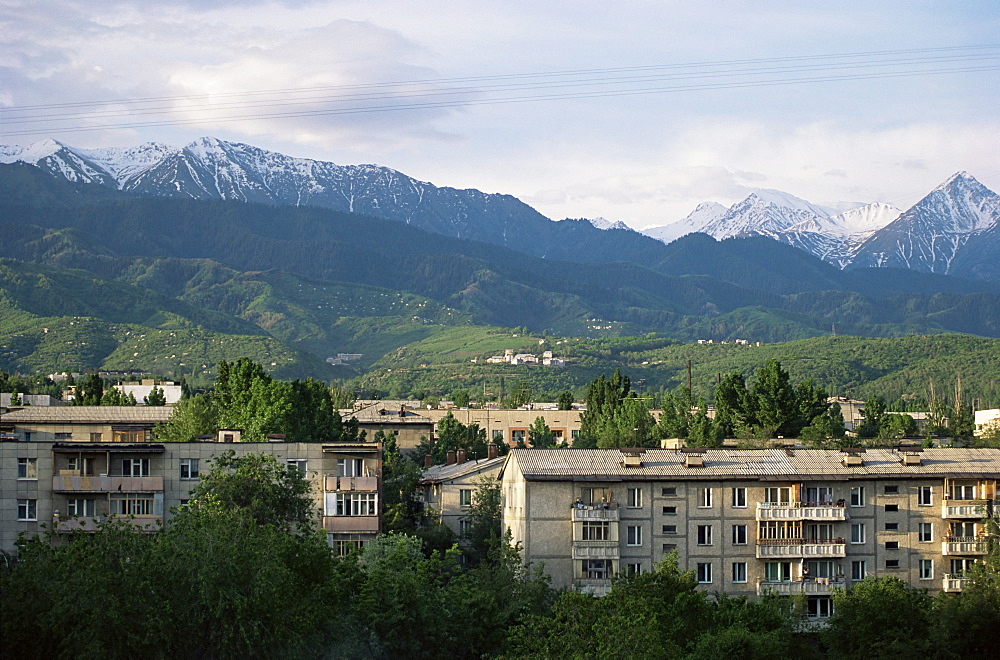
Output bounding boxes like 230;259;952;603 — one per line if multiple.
4;137;998;281
643;173;1000;278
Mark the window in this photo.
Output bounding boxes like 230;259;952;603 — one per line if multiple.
337;458;365;477
886;541;899;550
627;487;643;508
54;432;72;440
286;459;307;475
952;521;977;537
662;506;677;515
951;558;974;576
113;429;143;443
885;522;899;531
886;559;900;569
511;430;526;444
662;543;677;554
179;458;200;480
918;522;933;542
627;525;643;546
850;486;865;507
851;560;867;581
326;492;378;516
121;458;149;477
698;488;713;508
583;521;610;541
696;562;713;583
805;560;836;579
758;520;802;540
111;494;156;516
804;486;834;504
625;562;642;576
582;487;611;505
582;559;612;579
67;457;96;475
731;487;747;507
662;525;677;535
571;430;580;441
807;596;833;619
17;499;37;521
919;559;934;580
918;486;933;506
328;536;368;556
950;484;977;500
732;524;747;545
885;504;899;512
764;487;791;505
850;523;866;544
732;562;747;583
459;519;471;536
460;489;473;507
89;432;103;442
17;458;37;480
661;487;677;497
66;498;95;517
884;485;899;494
765;561;792;582
697;524;713;546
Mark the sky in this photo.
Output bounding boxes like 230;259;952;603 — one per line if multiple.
3;1;999;230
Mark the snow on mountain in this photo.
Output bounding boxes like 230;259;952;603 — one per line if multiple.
699;189;840;240
848;172;1000;274
587;217;632;231
641;201;727;243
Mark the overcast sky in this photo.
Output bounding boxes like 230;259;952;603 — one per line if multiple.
3;1;999;229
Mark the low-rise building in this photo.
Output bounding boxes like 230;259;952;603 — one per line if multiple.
1;438;382;556
342;404;435;452
0;406;174;443
500;447;1000;618
421;454;505;538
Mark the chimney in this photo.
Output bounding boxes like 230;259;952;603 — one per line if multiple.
457;449;467;464
446;450;457;465
488;443;499;459
423;454;433;468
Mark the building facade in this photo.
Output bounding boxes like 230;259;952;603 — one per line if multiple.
421;455;505;538
500;447;999;620
1;438;382;556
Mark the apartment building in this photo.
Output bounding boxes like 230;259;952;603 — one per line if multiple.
0;406;174;443
421;408;583;448
0;439;382;556
420;453;505;538
500;447;1000;620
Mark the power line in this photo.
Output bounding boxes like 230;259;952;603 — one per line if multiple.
2;44;998;138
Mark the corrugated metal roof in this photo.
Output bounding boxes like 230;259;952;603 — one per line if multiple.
421;456;506;483
1;406;174;424
506;448;1000;481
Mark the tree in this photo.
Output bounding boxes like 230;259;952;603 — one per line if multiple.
713;372;752;435
464;475;504;565
822;577;933;658
451;389;471;408
144;385;166;406
528;416;556;448
557;390;574;410
185;451;316;533
73;373;104;405
751;360;796;437
857;396;887;438
154;393;217;442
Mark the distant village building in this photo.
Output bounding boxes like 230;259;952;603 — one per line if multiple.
484;349;566;366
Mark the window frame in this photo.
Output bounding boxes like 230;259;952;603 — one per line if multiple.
626;525;643;547
661;486;677;497
918;522;933;543
919;559;934;580
731;487;747;508
850;522;866;544
662;505;677;515
17;498;38;521
696;562;713;584
627;487;643;509
732;561;747;583
179;458;200;480
698;487;713;508
697;524;713;546
732;524;747;545
17;457;38;480
459;489;473;507
851;560;867;581
662;524;677;535
121;458;150;477
850;486;865;507
918;486;933;506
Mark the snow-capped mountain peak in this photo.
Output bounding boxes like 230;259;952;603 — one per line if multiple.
587;217;632;231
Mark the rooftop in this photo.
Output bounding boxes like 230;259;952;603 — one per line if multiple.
1;406;174;425
502;447;1000;481
422;456;506;483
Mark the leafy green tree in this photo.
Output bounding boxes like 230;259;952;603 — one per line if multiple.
464;476;504;565
451;389;471;408
879;413;917;440
528;416;556;448
823;577;933;658
713;372;752;435
687;401;725;448
8;390;21;406
144;385;167;406
100;388;136;406
73;372;104;405
329;381;355;409
431;412;499;462
557;390;574;410
751;359;796;437
154;393;217;442
185;451;316;534
858;395;887;438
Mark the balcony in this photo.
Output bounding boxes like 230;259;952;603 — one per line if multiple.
941;500;989;519
571;504;620;522
55;515;162;533
575;578;612;596
571;540;620;560
52;475;164;493
756;502;846;521
757;577;845;596
322;516;379;533
942;536;989;556
756;538;847;559
325;476;378;492
942;574;968;592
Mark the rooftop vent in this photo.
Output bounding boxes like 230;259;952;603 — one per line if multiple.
897;447;923;466
681;447;706;468
621;448;645;468
840;447;865;467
